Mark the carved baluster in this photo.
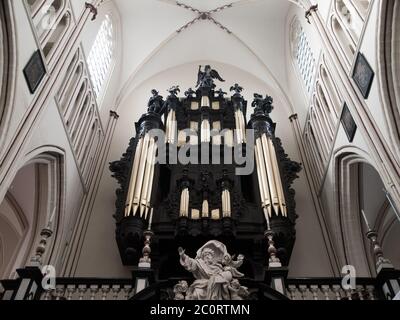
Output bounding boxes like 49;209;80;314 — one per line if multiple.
55;285;65;300
356;286;365;300
332;285;342;300
287;285;298;300
366;285;375;300
321;285;330;300
299;285;308;300
310;285;319;300
78;285;87;300
101;285;110;300
90;285;99;300
344;288;353;300
139;230;154;266
112;285;120;300
43;290;52;301
123;285;133;300
66;285;76;300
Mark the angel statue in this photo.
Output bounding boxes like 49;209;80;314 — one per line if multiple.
147;89;164;115
168;85;181;97
178;240;249;300
251;93;274;116
196;65;225;89
230;83;244;97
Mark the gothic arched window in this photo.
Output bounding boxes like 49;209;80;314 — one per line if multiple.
290;18;316;95
87;15;114;102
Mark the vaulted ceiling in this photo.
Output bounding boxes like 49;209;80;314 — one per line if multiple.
111;0;299;111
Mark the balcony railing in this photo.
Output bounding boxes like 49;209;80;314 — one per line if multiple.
1;276;385;300
286;278;381;300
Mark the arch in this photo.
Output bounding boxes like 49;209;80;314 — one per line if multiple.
377;0;400;161
333;146;389;277
0;0;17;154
0;192;28;279
0;147;65;278
378;207;400;269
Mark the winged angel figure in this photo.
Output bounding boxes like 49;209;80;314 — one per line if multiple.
196;65;225;89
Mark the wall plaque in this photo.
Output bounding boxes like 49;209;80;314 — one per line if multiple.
352;52;374;99
341;103;357;143
23;50;46;94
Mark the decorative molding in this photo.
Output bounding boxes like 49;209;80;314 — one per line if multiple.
175;2;233;34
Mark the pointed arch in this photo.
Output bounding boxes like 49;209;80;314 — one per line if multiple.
377;0;400;162
0;0;17;155
0;147;66;278
332;146;391;277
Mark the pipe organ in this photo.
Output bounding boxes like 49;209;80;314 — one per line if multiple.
110;66;301;278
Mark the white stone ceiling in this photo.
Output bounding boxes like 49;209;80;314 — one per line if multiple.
110;0;301;111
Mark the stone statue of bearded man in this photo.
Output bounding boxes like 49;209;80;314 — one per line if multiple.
178;240;247;300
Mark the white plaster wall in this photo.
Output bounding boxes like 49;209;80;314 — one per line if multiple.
1;1;39;155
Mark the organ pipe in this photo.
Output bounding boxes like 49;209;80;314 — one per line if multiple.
201;119;211;143
165;109;176;144
234;109;246;144
179;188;190;217
125;134;157;218
202;199;209;218
255;134;287;218
222;189;232;218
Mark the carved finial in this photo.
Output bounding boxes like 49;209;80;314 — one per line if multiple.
29;227;53;267
366;231;393;271
139;230;154;267
265;230;282;268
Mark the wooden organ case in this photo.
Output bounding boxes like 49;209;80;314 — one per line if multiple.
110;66;301;282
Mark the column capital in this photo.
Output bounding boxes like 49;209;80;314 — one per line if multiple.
305;4;318;24
110;110;120;119
85;2;98;21
289;113;298;122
